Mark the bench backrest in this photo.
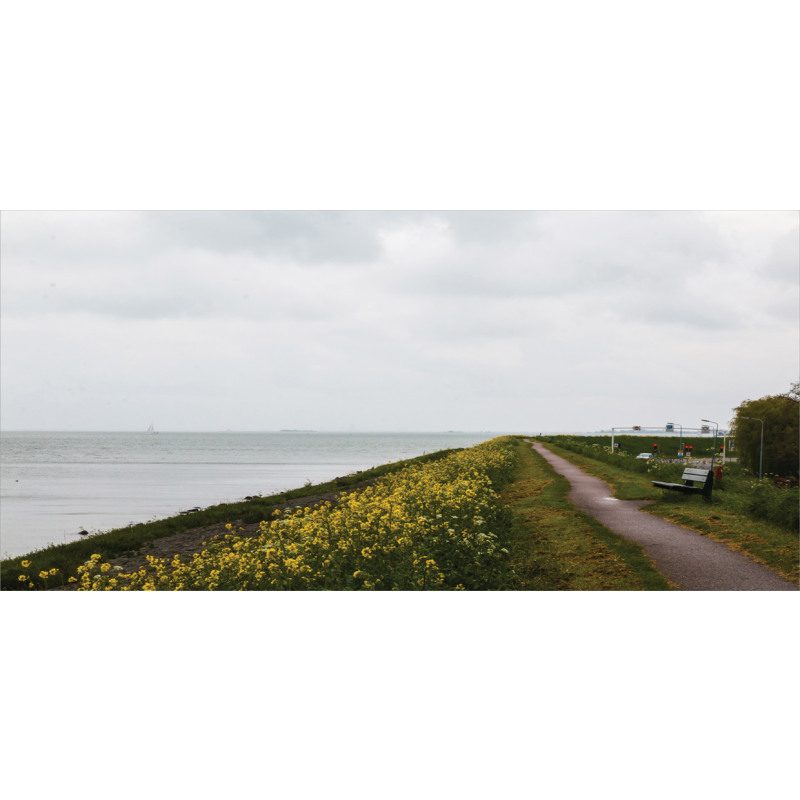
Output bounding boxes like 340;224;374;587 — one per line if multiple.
682;468;712;482
681;467;713;497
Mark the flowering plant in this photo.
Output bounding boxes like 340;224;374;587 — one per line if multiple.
76;438;518;591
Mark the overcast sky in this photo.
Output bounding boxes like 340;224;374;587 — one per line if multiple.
1;210;796;433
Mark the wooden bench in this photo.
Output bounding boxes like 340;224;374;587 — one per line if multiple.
652;467;713;498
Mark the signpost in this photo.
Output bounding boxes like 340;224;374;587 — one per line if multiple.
666;422;683;453
609;422;718;458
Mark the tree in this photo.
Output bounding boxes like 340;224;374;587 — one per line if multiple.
730;383;799;478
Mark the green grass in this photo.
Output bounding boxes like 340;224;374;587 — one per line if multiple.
538;437;799;584
501;439;672;590
1;448;462;591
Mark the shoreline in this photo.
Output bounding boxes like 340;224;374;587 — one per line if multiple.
48;483;358;590
1;430;501;560
2;446;462;590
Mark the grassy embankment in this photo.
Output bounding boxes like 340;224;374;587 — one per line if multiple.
4;435;673;591
1;448;462;590
14;434;772;591
537;436;799;583
502;438;672;590
32;438;521;591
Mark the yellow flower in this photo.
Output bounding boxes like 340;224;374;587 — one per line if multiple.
21;560;31;568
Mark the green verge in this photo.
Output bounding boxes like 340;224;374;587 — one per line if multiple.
501;438;672;590
1;448;461;591
540;439;799;584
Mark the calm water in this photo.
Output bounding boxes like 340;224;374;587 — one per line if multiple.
0;431;500;559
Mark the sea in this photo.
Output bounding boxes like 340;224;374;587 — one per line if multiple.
0;431;504;560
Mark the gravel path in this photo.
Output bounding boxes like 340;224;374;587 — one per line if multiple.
530;441;798;591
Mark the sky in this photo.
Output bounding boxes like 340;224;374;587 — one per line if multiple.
1;210;797;433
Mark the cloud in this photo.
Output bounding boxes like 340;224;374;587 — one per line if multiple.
761;225;800;285
1;210;796;432
370;211;750;310
143;211;387;263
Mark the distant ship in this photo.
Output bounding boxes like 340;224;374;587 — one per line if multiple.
147;423;158;434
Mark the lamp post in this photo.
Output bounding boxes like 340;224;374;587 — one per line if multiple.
666;422;683;454
741;416;764;480
701;419;718;470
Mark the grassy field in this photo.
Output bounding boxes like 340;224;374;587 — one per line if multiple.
501;438;672;590
537;436;799;583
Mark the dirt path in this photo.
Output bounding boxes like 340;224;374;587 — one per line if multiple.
530;441;798;591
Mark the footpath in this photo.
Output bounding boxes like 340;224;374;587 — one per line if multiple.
530;441;798;591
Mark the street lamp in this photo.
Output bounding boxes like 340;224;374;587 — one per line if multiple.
666;422;683;454
701;419;718;470
741;416;765;480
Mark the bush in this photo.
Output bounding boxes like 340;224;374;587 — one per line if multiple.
727;477;799;533
731;386;799;478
